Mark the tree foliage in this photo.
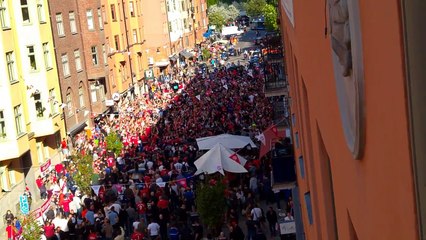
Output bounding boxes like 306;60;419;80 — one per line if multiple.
208;6;227;29
195;178;227;231
20;214;43;240
106;131;123;156
207;0;219;7
263;4;278;31
227;5;240;21
71;154;94;195
243;0;267;17
202;48;212;60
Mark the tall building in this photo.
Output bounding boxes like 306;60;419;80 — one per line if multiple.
141;0;172;79
0;0;65;226
102;0;146;96
48;0;91;137
279;0;425;239
193;0;208;45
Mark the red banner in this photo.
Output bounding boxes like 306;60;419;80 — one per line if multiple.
40;159;51;174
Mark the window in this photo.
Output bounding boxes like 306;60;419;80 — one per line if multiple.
34;93;44;118
181;1;185;11
21;0;30;23
27;46;37;71
110;4;116;21
304;192;314;224
97;8;103;30
114;35;120;50
14;105;24;135
8;169;15;186
132;29;138;44
168;21;172;32
183;18;188;29
91;46;98;65
298;156;305;179
102;44;107;65
129;1;135;17
0;0;10;28
137;53;142;71
86;9;94;30
166;1;170;12
90;84;97;103
61;54;70;77
56;13;64;36
49;89;56;114
185;36;189;47
0;110;6;138
295;132;300;148
78;85;85;108
42;42;52;70
292;113;296;126
120;64;127;82
6;51;17;83
66;91;73;116
69;11;77;33
37;0;45;23
74;49;82;71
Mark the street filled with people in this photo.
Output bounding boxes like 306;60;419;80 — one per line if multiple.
6;33;292;240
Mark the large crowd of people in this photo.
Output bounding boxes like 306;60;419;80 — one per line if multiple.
6;46;292;240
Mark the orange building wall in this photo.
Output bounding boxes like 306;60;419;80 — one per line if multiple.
279;0;418;239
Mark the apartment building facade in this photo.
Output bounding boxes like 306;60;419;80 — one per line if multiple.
102;0;146;96
0;0;65;226
279;0;423;239
48;0;91;137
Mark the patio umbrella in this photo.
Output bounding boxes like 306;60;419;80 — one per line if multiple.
194;143;248;175
196;134;257;150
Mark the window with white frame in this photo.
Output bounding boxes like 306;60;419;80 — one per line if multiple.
66;91;73;116
129;1;135;17
86;9;94;30
99;84;105;100
69;11;77;33
97;8;103;30
14;104;24;135
79;85;85;108
27;46;37;71
91;46;98;65
102;44;107;65
42;42;52;70
61;54;70;77
6;51;17;83
56;13;64;36
90;84;98;103
49;89;56;114
34;93;44;118
74;49;82;71
0;110;6;138
0;0;10;29
21;0;30;23
37;0;46;23
8;169;15;186
132;29;138;44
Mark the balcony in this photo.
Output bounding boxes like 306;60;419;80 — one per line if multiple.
31;112;62;138
0;133;30;161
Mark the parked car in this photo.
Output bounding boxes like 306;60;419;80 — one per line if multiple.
228;48;236;56
221;52;229;61
254;37;263;45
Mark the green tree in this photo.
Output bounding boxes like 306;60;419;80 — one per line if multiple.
106;131;123;156
243;0;267;17
207;0;219;7
227;5;240;21
195;178;227;235
202;48;212;60
262;3;278;31
208;8;227;29
72;154;94;195
20;214;43;240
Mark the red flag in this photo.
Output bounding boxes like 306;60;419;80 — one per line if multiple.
258;125;280;159
229;153;241;164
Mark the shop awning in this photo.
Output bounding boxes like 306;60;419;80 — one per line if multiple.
68;122;87;137
179;50;193;59
169;54;178;62
155;61;170;67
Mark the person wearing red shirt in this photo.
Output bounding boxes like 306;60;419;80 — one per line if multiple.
6;222;16;240
136;201;147;225
43;221;55;240
61;195;72;217
157;196;169;210
131;230;145;240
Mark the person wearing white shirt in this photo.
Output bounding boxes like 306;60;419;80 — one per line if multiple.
147;220;161;238
251;205;263;222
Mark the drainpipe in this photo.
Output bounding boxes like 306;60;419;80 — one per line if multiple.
121;0;135;94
